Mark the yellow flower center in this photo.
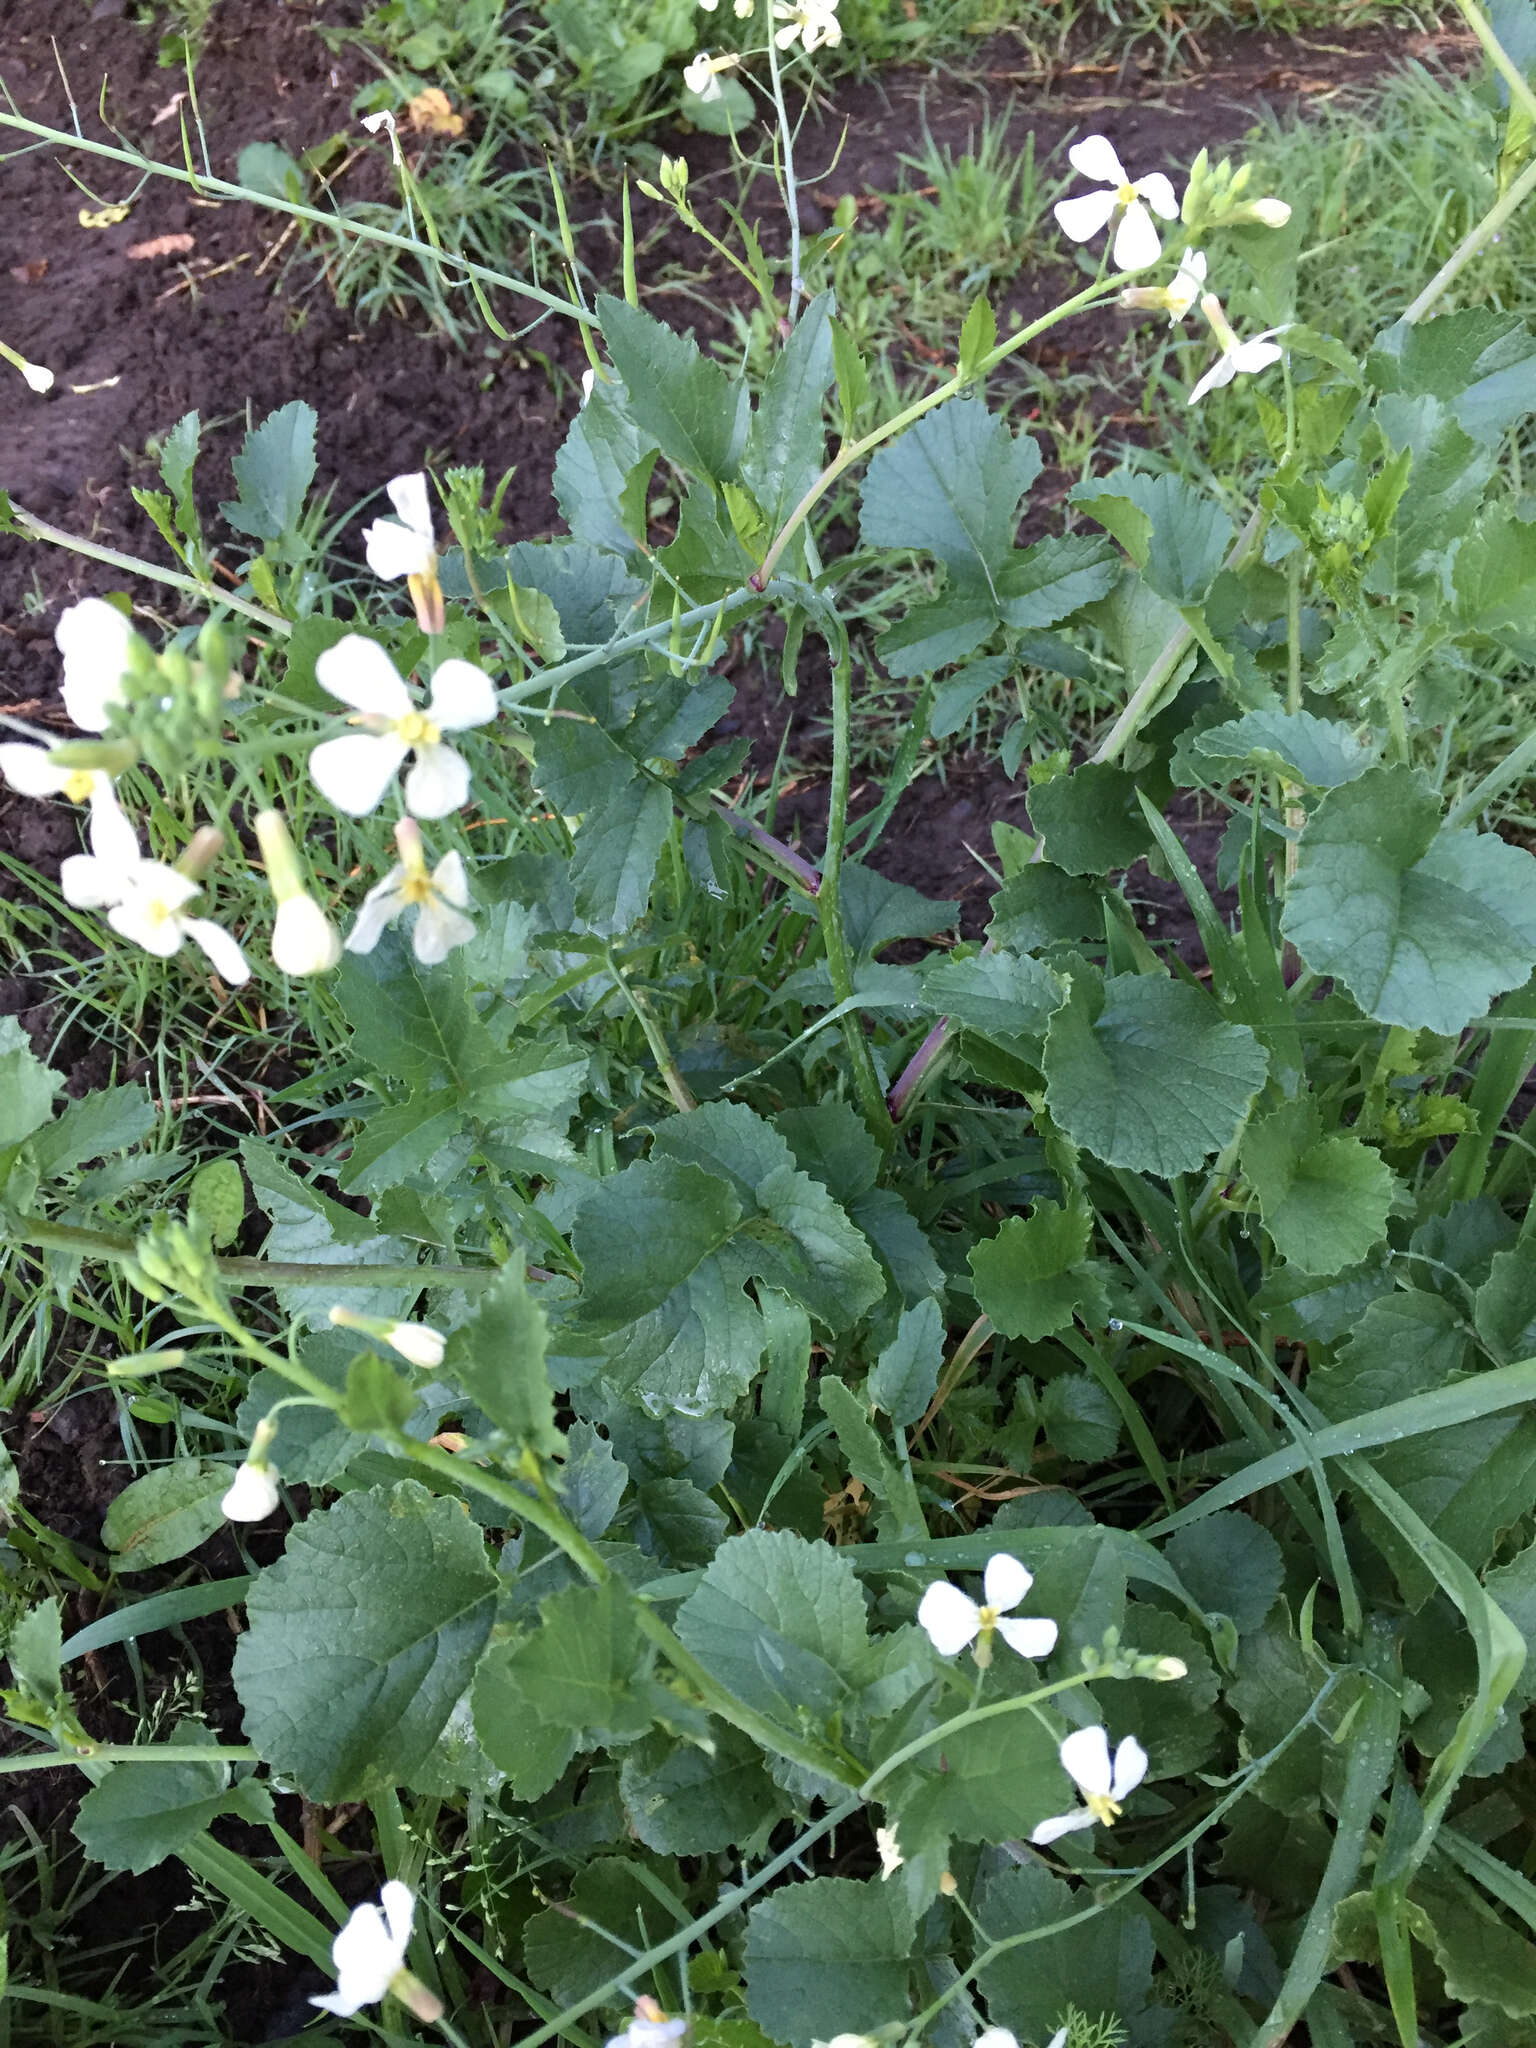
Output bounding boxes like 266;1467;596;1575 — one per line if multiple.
144;897;176;929
400;872;435;906
1116;182;1137;206
977;1603;1001;1630
62;770;95;803
393;709;441;748
1085;1791;1123;1826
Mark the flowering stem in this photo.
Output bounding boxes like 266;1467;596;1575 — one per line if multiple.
1401;149;1536;325
0;111;591;326
763;24;804;317
887;1017;951;1120
606;947;698;1112
1089;503;1267;766
0;1742;257;1775
4;1211;500;1292
5;502;290;634
821;629;894;1139
752;274;1125;587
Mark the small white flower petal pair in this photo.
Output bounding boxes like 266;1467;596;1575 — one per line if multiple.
311;1880;415;2017
1031;1725;1149;1844
1055;135;1178;273
606;2006;689;2048
917;1553;1058;1663
309;636;496;819
974;2032;1067;2048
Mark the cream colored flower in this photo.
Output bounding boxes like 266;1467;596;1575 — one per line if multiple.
363;471;436;581
875;1824;903;1878
1031;1726;1148;1844
344;818;476;966
311;1881;415;2018
1187;292;1285;404
917;1553;1058;1668
772;0;841;49
1055;135;1178;272
1119;246;1207;325
384;1321;447;1369
683;49;741;98
309;637;496;819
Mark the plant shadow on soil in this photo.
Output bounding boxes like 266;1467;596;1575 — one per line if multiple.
0;3;1471;2037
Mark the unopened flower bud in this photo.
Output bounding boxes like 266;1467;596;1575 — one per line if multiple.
938;1869;958;1896
222;1416;281;1521
1243;197;1291;228
1152;1655;1188;1681
384;1320;447;1369
23;360;54;394
176;826;225;883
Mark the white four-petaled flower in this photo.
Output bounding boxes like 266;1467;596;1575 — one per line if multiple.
345;818;477;965
60;801;250;986
1055;135;1178;272
55;596;137;732
771;0;842;50
1187;291;1286;405
309;636;496;818
311;1880;416;2017
1031;1725;1149;1844
917;1553;1058;1667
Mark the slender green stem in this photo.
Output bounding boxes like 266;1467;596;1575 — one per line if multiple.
1090;504;1267;766
1403;151;1536;324
0;110;588;325
7;503;290;633
753;274;1124;586
820;632;894;1139
4;1211;499;1292
1442;722;1536;832
764;28;803;315
606;947;697;1113
1451;0;1536;124
0;1743;257;1775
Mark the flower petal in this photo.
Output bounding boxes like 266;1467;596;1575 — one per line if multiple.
379;1880;416;1958
57;597;134;732
995;1615;1059;1661
330;1900;398;2006
364;517;434;581
345;875;408;955
88;787;143;868
1231;338;1284;376
315;636;412;718
1110;1733;1150;1798
309;732;409;816
916;1580;981;1657
426;658;497;732
1029;1806;1097;1845
60;853;124;909
109;898;183;958
182;916;251;986
1059;1724;1114;1797
404;741;471;819
0;743;69;796
982;1553;1032;1612
973;2031;1021;2048
1187;352;1238;405
1112;200;1163;273
430;849;472;907
272;895;342;975
386;472;433;542
412;895;477;965
1067;134;1127;187
1132;171;1178;220
1053;189;1119;244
